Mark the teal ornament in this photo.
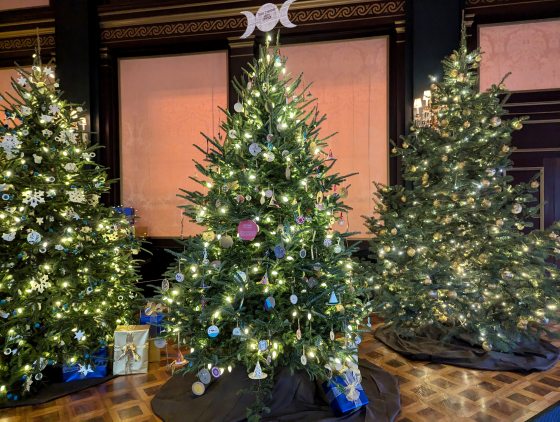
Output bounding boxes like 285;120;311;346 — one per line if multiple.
264;296;276;311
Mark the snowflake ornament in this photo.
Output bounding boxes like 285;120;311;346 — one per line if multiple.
0;133;22;159
66;189;86;204
77;363;94;377
16;76;27;86
64;163;78;172
43;67;54;78
42;129;53;137
40;114;53;123
30;275;51;293
74;330;85;341
2;232;16;242
22;190;45;208
48;104;60;115
20;106;32;116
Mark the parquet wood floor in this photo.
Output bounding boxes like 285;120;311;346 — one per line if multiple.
2;329;559;422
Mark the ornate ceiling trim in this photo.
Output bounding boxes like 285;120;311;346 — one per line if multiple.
0;34;54;53
100;0;404;44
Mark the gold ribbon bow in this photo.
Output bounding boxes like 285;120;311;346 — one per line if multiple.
117;332;140;373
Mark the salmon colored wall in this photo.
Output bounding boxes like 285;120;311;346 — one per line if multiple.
0;0;48;11
282;37;389;238
0;67;23;126
119;52;228;238
480;19;560;91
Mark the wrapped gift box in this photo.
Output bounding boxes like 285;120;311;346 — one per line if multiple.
113;325;149;375
114;207;135;225
139;308;166;363
322;370;369;416
62;347;108;382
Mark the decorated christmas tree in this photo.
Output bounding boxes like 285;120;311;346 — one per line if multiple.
366;28;559;358
0;52;142;400
162;39;372;416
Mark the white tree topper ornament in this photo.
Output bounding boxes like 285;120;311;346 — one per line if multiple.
240;0;297;39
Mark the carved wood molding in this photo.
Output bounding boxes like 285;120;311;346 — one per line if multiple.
0;34;54;53
100;0;404;44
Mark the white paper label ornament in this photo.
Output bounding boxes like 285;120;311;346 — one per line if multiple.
175;273;185;282
299;249;306;258
289;294;298;305
354;335;362;345
330;330;335;341
249;361;267;379
232;327;242;336
228;129;237;139
27;230;41;245
240;1;297;39
300;354;307;365
207;325;220;338
296;328;302;340
233;102;244;113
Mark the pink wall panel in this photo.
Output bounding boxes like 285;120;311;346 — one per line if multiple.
0;67;23;126
0;0;48;11
119;52;228;238
480;19;560;91
282;37;389;238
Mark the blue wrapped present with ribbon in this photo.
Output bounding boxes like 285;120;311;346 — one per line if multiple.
114;207;135;225
62;348;108;382
139;307;165;337
322;370;369;415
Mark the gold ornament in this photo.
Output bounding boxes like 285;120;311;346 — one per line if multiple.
482;341;492;352
516;222;525;230
423;276;432;285
409;165;417;173
449;69;458;78
433;232;442;241
451;193;459;201
463;121;470;128
447;290;457;299
530;180;540;189
481;199;491;208
202;231;216;242
440;119;449;128
391;147;398;154
390;228;398;235
335;304;345;313
441;155;448;162
467;197;475;205
501;145;510;153
400;195;407;203
379;229;387;235
433;199;440;208
402;142;409;149
496;219;504;227
383;245;391;253
219;235;234;248
457;162;465;169
512;120;523;130
407;247;416;257
481;179;490;188
517;319;528;330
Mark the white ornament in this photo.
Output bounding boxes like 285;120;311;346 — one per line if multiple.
74;330;85;341
233;102;244;113
248;361;267;379
289;294;298;305
16;76;27;86
300;354;307;365
30;275;51;293
2;232;16;242
55;244;64;251
512;203;523;214
64;163;78;172
240;0;297;39
33;154;43;164
41;114;53;123
249;143;262;156
66;189;86;204
20;106;32;116
22;190;45;208
48;104;60;115
27;230;42;245
23;376;33;392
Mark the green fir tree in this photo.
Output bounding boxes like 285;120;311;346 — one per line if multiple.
366;29;560;353
162;40;372;417
0;52;142;400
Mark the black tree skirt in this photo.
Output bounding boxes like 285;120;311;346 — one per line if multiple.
375;324;559;372
0;376;115;409
151;360;400;422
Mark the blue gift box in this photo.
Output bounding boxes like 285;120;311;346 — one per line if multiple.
114;207;135;225
62;348;108;382
139;310;165;337
322;371;369;416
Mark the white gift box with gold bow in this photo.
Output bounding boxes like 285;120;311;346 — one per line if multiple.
113;325;149;375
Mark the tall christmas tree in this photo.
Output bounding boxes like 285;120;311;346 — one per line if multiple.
162;39;372;416
366;28;559;354
0;52;142;400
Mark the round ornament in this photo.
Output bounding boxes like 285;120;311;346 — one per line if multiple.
290;294;298;305
35;373;43;381
264;296;276;311
274;244;286;259
263;151;275;162
333;245;343;254
202;231;215;242
234;270;247;283
299;249;306;258
211;367;222;378
27;230;41;245
407;247;416;257
531;180;540;189
249;143;262;156
198;368;212;385
266;133;274;142
175;273;185;282
238;220;259;241
300;354;307;365
219;235;234;248
264;189;273;198
228;129;237;139
207;325;220;338
491;116;502;127
192;381;206;396
233;102;244;113
154;338;167;349
486;168;496;177
323;238;332;247
296;328;302;340
512;203;522;214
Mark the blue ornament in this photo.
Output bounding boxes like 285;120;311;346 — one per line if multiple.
264;296;276;311
274;244;286;259
2;194;10;200
34;323;40;328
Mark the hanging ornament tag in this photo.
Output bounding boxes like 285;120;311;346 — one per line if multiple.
235;270;247;283
207;325;220;338
154;338;167;349
330;330;335;341
300;354;307;365
175;273;185;282
354;335;362;346
274;244;286;259
249;143;262;156
27;230;41;245
238;220;259;241
327;291;339;305
258;340;268;351
289;294;298;305
296;328;302;340
299;248;307;258
233;102;244;113
232;327;242;336
211;367;222;378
